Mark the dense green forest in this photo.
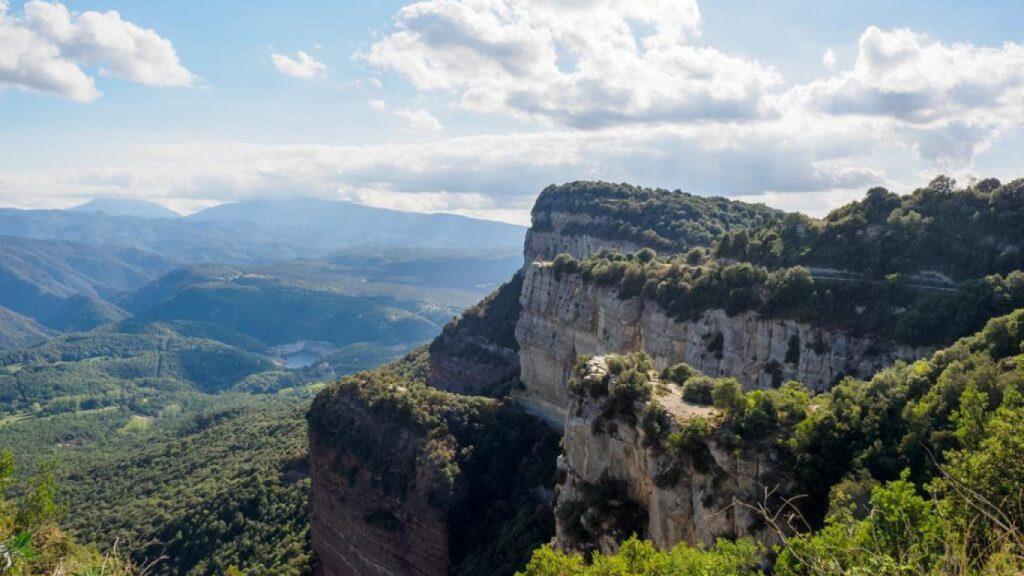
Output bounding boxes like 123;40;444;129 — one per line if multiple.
532;181;785;253
715;176;1024;280
0;393;312;575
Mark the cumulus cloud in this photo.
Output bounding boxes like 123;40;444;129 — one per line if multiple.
0;0;194;101
362;0;780;128
271;50;326;79
776;27;1024;164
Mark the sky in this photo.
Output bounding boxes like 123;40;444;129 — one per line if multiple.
0;0;1022;224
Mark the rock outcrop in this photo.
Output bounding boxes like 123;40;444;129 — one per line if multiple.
524;211;643;263
308;352;560;576
515;262;930;426
554;357;795;554
309;433;449;576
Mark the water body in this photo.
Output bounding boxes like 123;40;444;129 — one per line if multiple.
283;351;318;369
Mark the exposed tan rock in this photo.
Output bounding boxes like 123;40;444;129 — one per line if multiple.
554;357;794;554
309;433;449;576
524;211;643;263
515;262;931;426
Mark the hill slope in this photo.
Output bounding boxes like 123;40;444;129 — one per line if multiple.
0;306;53;350
0;236;174;330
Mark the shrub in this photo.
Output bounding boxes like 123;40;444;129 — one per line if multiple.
552;253;579;278
682;376;715;405
662;362;697;385
668;416;711;457
712;378;746;422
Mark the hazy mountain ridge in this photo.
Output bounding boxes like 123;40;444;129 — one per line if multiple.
70;198;182;219
0;236;174;331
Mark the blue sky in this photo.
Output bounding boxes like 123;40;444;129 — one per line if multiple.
1;0;1022;222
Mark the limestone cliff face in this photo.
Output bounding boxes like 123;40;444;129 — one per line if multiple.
524;211;643;263
308;351;561;576
308;384;452;576
554;357;794;554
515;263;930;425
309;433;449;576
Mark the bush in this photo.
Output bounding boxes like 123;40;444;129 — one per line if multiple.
712;378;746;422
552;253;579;278
668;416;711;457
682;376;715;405
662;362;697;385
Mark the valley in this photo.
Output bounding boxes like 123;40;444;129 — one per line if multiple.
3;178;1024;576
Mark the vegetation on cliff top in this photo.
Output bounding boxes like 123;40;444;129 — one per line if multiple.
552;248;1024;348
532;181;784;254
716;176;1024;281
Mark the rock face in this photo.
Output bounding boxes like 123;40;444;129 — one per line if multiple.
554;357;795;553
307;351;561;576
524;211;642;263
426;272;524;397
515;263;930;426
309;434;449;576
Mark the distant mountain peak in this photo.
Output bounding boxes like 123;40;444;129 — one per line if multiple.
70;198;181;219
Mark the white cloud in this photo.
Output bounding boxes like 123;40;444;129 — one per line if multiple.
822;48;837;71
776;27;1024;164
0;0;194;102
368;98;442;132
393;108;442;132
0;116;916;223
362;0;780;128
271;50;326;79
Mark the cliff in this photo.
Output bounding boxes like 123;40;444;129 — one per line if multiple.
515;262;929;425
427;273;523;397
553;356;796;554
307;351;560;576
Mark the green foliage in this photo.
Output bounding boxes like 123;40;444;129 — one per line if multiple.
0;450;140;576
517;535;763;576
567;249;1024;348
532;181;784;254
554;475;648;552
716;178;1024;281
681;376;714;405
0;322;279;416
428;272;524;396
667;417;711;457
776;473;948;576
660;362;697;386
711;378;746;422
552;253;580;278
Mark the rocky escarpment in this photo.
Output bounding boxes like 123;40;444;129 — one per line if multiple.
524;211;643;263
309;433;449;576
554;356;795;554
427;273;523;397
308;352;560;576
515;262;930;425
